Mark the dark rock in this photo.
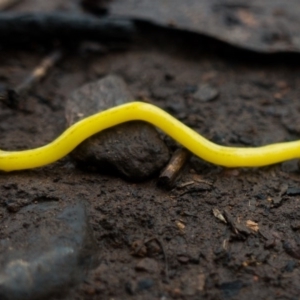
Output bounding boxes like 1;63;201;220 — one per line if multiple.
137;278;154;291
106;0;300;53
125;278;154;294
193;84;219;102
283;240;300;259
72;121;170;180
284;260;297;272
255;193;266;200
66;75;170;181
0;201;97;300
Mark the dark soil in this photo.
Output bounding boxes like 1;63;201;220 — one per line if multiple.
1;1;300;300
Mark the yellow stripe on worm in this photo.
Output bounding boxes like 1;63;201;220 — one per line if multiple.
0;101;300;172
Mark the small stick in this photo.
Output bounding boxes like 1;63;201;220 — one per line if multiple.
158;148;191;188
2;49;62;108
0;0;22;11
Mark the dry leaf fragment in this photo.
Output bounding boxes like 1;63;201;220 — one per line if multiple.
246;220;259;232
212;208;227;224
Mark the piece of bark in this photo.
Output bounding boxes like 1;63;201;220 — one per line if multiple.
65;75;170;181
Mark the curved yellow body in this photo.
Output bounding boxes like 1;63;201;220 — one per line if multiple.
1;101;300;171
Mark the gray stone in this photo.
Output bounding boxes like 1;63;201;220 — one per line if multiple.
0;201;97;300
66;75;170;181
193;84;219;102
65;75;132;125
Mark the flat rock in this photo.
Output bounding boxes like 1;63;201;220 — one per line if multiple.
106;0;300;53
0;201;97;300
66;75;170;181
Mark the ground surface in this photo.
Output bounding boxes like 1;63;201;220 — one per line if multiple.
1;1;300;300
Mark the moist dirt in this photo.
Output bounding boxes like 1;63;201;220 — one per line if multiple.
1;2;300;300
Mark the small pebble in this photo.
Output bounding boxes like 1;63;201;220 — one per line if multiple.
283;240;300;259
177;254;190;264
135;258;159;274
219;280;244;298
284;260;297;272
137;278;154;291
193;84;219;102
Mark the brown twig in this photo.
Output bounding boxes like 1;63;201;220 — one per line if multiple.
0;0;22;11
158;148;191;188
1;49;62;109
